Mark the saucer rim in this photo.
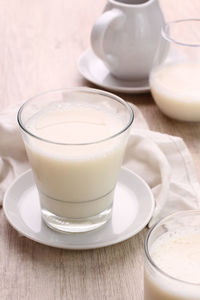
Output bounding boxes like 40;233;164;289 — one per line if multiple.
3;168;155;250
78;49;150;94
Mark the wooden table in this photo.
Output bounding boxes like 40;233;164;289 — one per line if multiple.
0;1;200;299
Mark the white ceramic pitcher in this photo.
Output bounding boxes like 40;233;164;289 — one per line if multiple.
91;0;165;81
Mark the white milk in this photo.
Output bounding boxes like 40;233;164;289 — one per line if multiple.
25;105;127;218
150;62;200;121
145;230;200;300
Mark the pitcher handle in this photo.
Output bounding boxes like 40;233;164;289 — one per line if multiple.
90;8;125;63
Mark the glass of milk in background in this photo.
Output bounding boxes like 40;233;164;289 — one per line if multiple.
17;88;133;233
150;19;200;121
144;210;200;300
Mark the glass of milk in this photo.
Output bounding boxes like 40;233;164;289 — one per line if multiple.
17;88;134;233
144;210;200;300
150;19;200;121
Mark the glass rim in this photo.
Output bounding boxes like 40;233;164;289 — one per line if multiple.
17;87;134;146
162;18;200;48
144;209;200;286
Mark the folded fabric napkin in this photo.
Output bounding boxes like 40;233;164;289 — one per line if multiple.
0;103;200;227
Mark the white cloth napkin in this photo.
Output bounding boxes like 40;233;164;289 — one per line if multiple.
0;103;200;227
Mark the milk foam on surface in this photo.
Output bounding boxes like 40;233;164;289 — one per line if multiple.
150;62;200;121
150;230;200;284
24;104;127;218
28;105;123;144
145;229;200;300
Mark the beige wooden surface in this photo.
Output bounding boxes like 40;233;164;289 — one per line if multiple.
0;1;200;299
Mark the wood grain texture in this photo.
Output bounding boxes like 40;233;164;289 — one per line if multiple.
0;1;200;299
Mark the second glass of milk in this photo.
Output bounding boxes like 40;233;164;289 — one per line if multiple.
17;88;133;233
144;210;200;300
150;19;200;121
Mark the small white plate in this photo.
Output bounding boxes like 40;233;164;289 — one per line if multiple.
3;168;154;250
78;49;150;94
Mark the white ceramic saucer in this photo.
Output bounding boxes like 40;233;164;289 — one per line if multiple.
3;168;154;250
78;49;150;94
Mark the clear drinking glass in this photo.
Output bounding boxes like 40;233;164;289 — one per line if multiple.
17;87;133;233
150;19;200;121
144;210;200;300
